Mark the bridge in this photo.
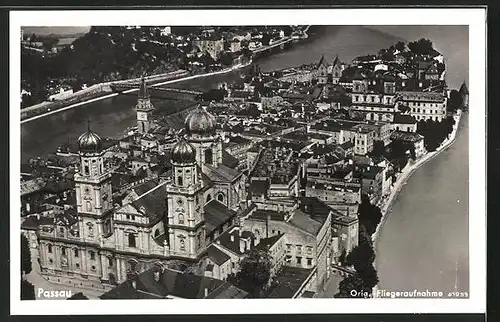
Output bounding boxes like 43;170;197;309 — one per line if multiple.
111;83;203;101
252;37;293;54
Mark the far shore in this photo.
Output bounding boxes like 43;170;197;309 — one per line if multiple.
20;60;252;125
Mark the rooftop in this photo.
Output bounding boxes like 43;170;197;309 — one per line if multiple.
204;200;237;236
101;267;247;299
267;267;314;298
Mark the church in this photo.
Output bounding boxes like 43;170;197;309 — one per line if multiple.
36;78;248;290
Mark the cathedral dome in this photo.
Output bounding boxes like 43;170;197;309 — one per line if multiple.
78;128;102;154
171;139;196;164
184;105;216;137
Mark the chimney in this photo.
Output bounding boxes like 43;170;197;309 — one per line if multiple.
204;288;209;298
131;280;137;289
230;235;235;242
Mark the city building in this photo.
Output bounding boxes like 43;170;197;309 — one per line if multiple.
397;91;447;122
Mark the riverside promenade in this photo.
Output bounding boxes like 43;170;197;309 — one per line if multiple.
373;110;464;246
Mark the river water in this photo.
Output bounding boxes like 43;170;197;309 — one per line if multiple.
376;113;469;296
20;25;469;293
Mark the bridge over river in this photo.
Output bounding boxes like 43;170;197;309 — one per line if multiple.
111;83;203;101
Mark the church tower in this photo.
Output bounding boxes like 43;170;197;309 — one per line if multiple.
459;81;469;109
74;124;114;244
135;76;154;134
184;105;223;170
166;138;206;259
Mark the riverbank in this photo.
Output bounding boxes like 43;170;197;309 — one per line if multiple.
372;110;464;247
20;60;252;124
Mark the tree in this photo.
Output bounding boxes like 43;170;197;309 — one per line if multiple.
448;89;463;112
232;248;272;298
334;274;366;298
395;41;406;52
357;264;379;290
358;197;383;236
407;38;434;56
371;140;385;159
21;234;32;276
345;238;376;272
21;279;35;300
42;37;59;51
68;292;89;300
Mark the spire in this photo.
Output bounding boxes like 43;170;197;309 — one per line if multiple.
87;119;91;131
459;81;469;94
318;54;326;68
333;54;340;67
138;75;149;99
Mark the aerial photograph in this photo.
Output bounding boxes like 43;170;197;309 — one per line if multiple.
18;24;469;300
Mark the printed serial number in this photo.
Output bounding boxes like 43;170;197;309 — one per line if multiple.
448;291;469;298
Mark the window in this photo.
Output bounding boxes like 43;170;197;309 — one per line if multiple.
205;149;213;164
128;234;136;248
155;229;160;237
232;262;235;269
177;176;183;186
61;248;66;256
75;263;80;268
217;193;224;203
90;251;95;260
49;259;53;264
307;246;313;255
59;227;64;236
47;244;52;253
179;238;186;251
296;245;302;254
84;165;89;175
131;215;135;221
91;265;96;271
178;213;185;225
86;201;92;212
296;256;302;265
307;258;313;266
74;249;79;258
108;257;113;267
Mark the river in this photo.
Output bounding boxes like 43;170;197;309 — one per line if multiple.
376;112;469;296
20;25;469;293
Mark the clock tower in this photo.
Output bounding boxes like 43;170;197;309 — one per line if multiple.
166;139;206;260
135;76;154;134
74;124;113;245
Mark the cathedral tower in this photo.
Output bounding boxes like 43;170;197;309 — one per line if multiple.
184;105;223;170
166;139;206;259
74;124;114;244
135;76;154;134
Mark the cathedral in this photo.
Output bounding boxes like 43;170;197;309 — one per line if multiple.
37;79;248;289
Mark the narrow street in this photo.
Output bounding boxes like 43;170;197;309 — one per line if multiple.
315;273;343;298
